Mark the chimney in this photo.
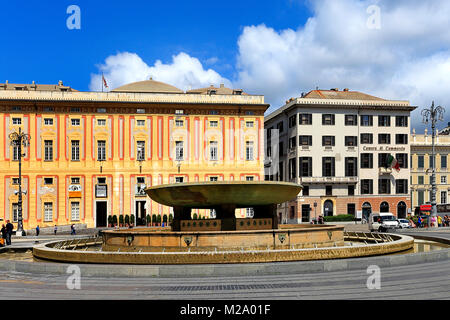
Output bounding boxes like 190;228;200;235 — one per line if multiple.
330;88;338;91
220;83;224;88
343;88;349;92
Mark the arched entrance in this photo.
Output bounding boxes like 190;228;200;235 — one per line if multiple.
362;202;372;222
397;201;407;219
323;200;333;217
380;201;390;213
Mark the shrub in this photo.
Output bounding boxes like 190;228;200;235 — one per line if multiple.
119;215;124;225
157;215;161;223
193;213;198;220
125;215;130;225
130;214;135;225
163;215;168;223
112;215;118;225
323;214;355;222
146;214;151;224
152;214;157;224
169;214;173;223
108;215;113;225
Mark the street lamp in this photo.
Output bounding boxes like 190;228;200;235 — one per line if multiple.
98;159;105;173
9;127;31;236
421;101;445;228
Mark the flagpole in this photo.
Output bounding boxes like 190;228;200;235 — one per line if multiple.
102;73;104;93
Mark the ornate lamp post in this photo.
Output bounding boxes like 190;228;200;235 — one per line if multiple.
9;127;31;236
421;101;445;228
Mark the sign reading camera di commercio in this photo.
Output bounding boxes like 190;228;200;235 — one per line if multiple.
362;146;406;151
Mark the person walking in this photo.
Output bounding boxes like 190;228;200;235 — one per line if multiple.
54;225;57;235
35;225;40;236
70;224;76;235
1;224;6;246
5;220;14;245
437;215;443;227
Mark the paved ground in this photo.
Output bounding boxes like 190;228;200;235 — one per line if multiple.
0;259;448;300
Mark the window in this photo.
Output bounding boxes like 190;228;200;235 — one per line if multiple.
396;179;408;194
12;203;18;222
302;186;309;196
97;119;106;126
175;109;184;115
378;153;390;168
347;203;356;216
299;157;312;177
209;110;219;115
70;107;81;113
378;115;391;126
325;185;332;196
97;108;106;113
395;134;408;144
360;115;373;126
277;121;284;133
299;114;312;125
209;121;218;127
288;115;296;128
396;116;408;127
97;177;106;184
175;177;184;183
44;177;53;185
246;121;254;128
136;108;146;114
322;114;335;125
136;119;146;126
44;202;53;222
299;135;312;146
44;107;54;112
418;155;424;169
361;179;373;194
361;154;373;169
12;145;20;161
379;179;391;194
71;202;80;221
210;141;218;161
71;177;80;185
246;141;254;161
175;120;183;127
71;140;80;161
322;136;335;146
209;176;218;182
441;176;447;184
348;185;355;196
71;119;80;126
429;155;435;169
44;118;53;125
441;191;447;204
360;133;373;144
175;141;184;161
289;136;297;149
378;134;391;144
246;176;254;181
345;136;357;146
279;142;284;156
345;157;358;176
396;153;408;168
44;140;53;161
289;158;296;179
441;155;447;169
345;115;357;126
278;162;284;181
322;157;335;177
418;190;424;205
97;140;106;161
12;118;22;125
418;176;424;185
137;141;145;160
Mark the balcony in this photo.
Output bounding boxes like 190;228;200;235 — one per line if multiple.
300;176;358;184
379;167;392;175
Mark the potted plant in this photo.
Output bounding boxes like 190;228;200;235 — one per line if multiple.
146;214;151;226
119;215;124;227
193;213;198;220
152;214;157;226
163;214;168;227
130;214;135;228
125;214;130;227
157;214;161;226
107;215;113;227
112;215;118;227
169;214;173;226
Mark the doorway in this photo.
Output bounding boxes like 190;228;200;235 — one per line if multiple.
96;201;107;227
397;201;407;219
135;200;147;226
362;202;372;222
301;204;310;222
323;200;333;217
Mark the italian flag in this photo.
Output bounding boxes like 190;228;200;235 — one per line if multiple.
387;154;400;172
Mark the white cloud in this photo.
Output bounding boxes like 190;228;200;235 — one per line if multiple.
89;52;231;92
90;0;450;131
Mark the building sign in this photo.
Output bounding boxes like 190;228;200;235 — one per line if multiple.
135;184;146;196
68;185;82;198
95;184;107;198
362;146;406;152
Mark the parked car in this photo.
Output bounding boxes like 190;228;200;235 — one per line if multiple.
370;213;399;232
397;218;411;229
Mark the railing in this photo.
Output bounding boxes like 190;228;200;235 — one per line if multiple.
50;236;102;250
344;231;394;243
300;176;358;184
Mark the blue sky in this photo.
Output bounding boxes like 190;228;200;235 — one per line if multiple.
0;0;310;89
2;0;450;132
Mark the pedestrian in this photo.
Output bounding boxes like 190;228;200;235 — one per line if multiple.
71;224;76;235
5;220;14;245
1;224;6;246
437;215;443;227
35;225;40;236
418;216;422;228
431;216;437;227
54;225;57;235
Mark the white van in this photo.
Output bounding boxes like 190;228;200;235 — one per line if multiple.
370;213;399;232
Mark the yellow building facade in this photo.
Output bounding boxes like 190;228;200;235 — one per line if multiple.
0;80;268;230
410;126;450;214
